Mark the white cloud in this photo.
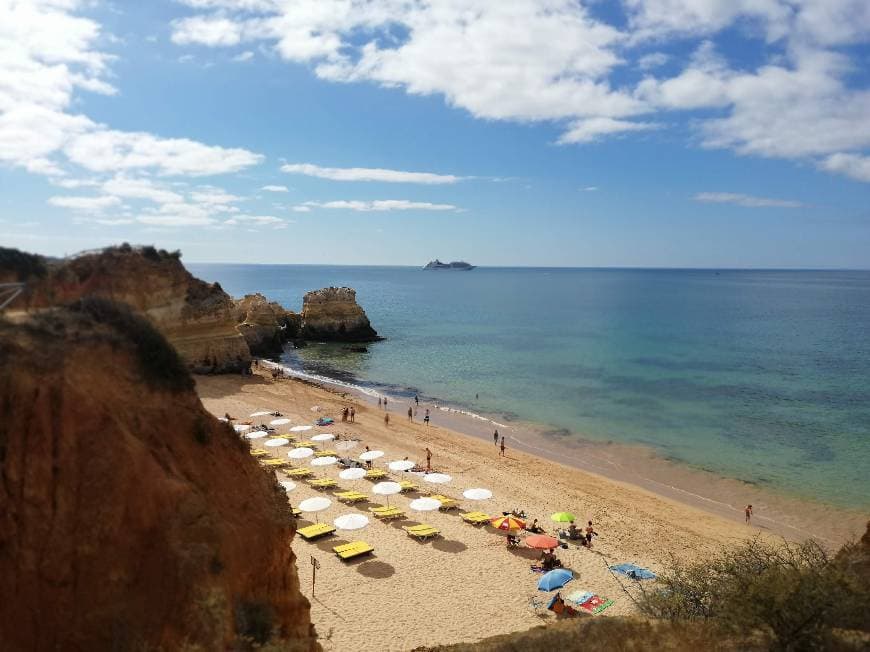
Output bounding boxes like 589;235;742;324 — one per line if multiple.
281;162;462;184
558;118;659;144
820;153;870;183
638;52;670;70
189;186;243;204
171;16;242;47
232;50;254;62
48;194;122;212
223;214;286;227
580;186;598;191
102;175;184;203
304;199;458;212
261;184;289;192
291;205;311;212
693;192;804;208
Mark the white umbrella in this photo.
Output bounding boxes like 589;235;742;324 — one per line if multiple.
298;496;331;522
463;488;493;501
288;447;314;460
218;417;229;422
270;418;291;426
233;424;251;432
339;467;366;480
290;425;313;432
334;513;369;531
250;411;273;417
359;450;384;462
409;497;442;512
388;460;415;472
335;440;358;451
424;473;452;484
311;433;335;442
245;431;267;439
311;456;338;467
264;437;289;447
372;481;402;505
279;480;296;492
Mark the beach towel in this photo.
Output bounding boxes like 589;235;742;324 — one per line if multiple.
530;565;546;574
315;417;334;426
610;563;656;580
579;595;614;615
565;590;594;605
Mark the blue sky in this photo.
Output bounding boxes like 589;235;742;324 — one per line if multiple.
1;1;869;268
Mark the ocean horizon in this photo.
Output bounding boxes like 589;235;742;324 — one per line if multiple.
190;263;870;512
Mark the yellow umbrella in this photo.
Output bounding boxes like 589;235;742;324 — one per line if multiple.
490;515;525;531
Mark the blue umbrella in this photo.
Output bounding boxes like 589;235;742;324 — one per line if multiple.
537;568;573;592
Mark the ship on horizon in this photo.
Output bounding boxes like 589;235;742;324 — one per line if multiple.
424;259;476;270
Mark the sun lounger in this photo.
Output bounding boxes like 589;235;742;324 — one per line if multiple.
398;480;419;492
333;540;374;560
261;459;292;467
250;448;269;457
461;511;491;525
308;478;337;489
315;449;337;457
294;441;316;448
403;524;440;540
370;506;405;520
364;469;387;480
336;491;369;503
291;508;301;517
297;523;336;540
430;494;459;510
285;467;313;478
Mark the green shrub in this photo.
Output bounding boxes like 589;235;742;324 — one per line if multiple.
0;247;47;280
234;599;274;646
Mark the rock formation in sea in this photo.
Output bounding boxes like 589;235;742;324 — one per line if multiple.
235;292;302;358
0;299;319;651
300;286;380;342
0;244;251;373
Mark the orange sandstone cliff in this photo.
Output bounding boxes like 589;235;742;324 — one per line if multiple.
0;299;318;650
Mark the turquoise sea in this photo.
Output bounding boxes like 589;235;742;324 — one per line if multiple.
189;264;870;510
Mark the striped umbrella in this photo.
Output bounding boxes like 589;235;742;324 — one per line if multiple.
490;515;525;531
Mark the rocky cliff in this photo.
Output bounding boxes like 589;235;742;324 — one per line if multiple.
0;299;318;651
235;292;301;358
300;286;380;342
0;245;251;373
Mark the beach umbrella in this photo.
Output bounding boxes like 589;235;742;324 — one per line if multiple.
270;418;291;426
311;456;338;467
233;424;251;433
550;512;576;523
359;450;384;462
250;411;273;417
490;515;525;531
311;433;335;442
218;417;229;422
245;431;267;440
279;481;296;492
423;473;451;484
264;437;289;447
462;488;492;501
288;447;314;460
334;513;369;531
409;497;442;512
290;425;313;432
339;467;366;481
335;440;358;451
525;534;560;550
537;569;573;592
298;496;331;523
372;481;402;505
388;460;415;472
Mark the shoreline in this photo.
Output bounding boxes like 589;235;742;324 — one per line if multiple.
261;359;868;548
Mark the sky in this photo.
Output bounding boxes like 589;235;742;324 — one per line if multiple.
1;0;870;268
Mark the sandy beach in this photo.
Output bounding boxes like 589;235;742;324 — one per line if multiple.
197;370;865;652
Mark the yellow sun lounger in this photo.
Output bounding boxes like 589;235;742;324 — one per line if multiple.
336;491;369;503
430;494;460;510
308;478;337;489
315;449;337;457
333;541;374;560
292;508;301;517
250;448;269;457
461;511;491;525
285;467;313;478
297;523;336;540
398;480;419;492
370;506;405;520
294;441;317;448
364;469;387;480
261;459;292;468
403;524;440;540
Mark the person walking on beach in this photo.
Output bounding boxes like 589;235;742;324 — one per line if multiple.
408;406;413;422
493;429;499;446
383;396;388;410
499;436;506;457
384;412;390;427
414;394;419;406
349;406;355;423
585;521;597;547
425;447;432;471
745;504;753;524
378;397;382;408
341;407;348;422
424;409;430;426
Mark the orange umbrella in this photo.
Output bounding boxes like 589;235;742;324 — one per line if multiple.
525;534;559;549
490;515;525;531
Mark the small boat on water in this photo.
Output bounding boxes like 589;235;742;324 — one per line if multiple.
424;259;475;270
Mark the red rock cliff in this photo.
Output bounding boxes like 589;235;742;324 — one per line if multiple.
0;300;318;651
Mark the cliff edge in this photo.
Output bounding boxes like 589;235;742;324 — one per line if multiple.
0;299;318;650
300;286;380;342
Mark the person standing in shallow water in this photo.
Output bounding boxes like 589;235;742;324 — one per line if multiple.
745;504;753;524
493;429;499;446
378;397;382;408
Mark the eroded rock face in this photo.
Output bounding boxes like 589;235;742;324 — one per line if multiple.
300;286;380;342
235;293;301;358
0;245;251;373
0;302;318;651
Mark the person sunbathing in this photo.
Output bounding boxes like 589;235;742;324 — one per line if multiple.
506;534;521;547
525;518;544;534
